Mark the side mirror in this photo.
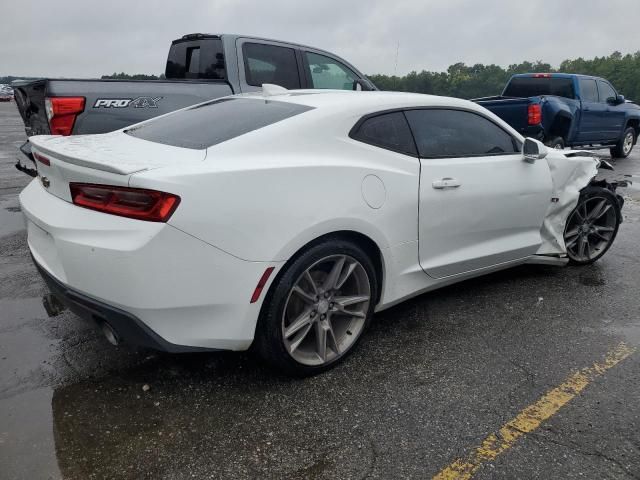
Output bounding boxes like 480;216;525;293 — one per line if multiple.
523;137;548;163
617;94;626;104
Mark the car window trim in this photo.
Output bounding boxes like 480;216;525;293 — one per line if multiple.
348;110;419;158
403;106;523;159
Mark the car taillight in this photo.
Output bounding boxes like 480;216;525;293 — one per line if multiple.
533;73;552;78
45;97;85;136
528;104;542;125
69;183;180;222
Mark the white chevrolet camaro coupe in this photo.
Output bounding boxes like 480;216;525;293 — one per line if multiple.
20;87;623;375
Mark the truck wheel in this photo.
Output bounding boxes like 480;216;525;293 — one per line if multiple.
545;137;565;150
610;127;635;158
563;186;620;265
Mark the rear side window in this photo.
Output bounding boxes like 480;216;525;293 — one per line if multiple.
126;98;313;149
350;112;417;156
243;43;301;89
579;79;598;102
503;77;575;99
405;109;518;158
165;39;225;80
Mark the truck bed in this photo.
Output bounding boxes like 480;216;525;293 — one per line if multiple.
13;78;234;136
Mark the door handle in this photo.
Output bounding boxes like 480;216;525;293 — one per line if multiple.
432;177;461;189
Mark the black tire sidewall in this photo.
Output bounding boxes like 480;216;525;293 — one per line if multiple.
565;186;620;265
546;136;565;150
610;127;635;159
255;239;378;376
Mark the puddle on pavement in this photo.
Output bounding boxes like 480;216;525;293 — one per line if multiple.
0;297;62;479
0;198;25;237
0;387;62;479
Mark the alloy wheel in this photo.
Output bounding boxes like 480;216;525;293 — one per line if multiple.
623;132;634;155
281;255;371;366
564;195;617;263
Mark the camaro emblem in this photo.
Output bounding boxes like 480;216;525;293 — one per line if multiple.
41;176;50;188
93;96;162;108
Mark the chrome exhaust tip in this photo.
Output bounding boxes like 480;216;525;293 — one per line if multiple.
101;322;120;346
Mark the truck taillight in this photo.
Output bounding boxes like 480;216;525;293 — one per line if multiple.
69;183;180;222
45;97;85;136
528;104;542;125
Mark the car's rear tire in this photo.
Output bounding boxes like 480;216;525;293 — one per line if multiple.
610;127;635;158
563;186;621;265
545;136;565;150
254;239;378;376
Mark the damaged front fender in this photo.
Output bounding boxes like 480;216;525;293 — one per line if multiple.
536;150;624;256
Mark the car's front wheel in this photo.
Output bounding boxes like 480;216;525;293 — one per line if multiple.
255;239;377;376
563;186;621;265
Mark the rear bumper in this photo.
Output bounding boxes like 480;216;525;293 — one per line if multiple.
34;258;212;352
20;179;282;351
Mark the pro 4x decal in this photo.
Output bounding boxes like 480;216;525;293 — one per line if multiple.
93;96;162;108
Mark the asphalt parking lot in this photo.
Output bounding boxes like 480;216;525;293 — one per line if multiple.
1;101;639;480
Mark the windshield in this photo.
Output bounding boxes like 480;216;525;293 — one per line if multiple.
125;98;313;149
503;77;575;99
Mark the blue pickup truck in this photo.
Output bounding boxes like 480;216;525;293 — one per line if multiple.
475;73;640;158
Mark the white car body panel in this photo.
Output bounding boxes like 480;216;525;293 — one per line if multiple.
418;153;553;278
19;90;603;351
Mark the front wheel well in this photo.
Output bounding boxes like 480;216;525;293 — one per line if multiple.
626;119;639;140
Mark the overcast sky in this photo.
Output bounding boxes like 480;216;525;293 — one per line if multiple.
2;0;639;78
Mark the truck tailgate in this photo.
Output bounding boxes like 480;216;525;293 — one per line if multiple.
13;79;49;136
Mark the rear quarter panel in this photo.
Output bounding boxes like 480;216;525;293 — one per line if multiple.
128;111;421;263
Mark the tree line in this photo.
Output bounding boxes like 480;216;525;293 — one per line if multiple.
368;51;640;101
3;51;639;101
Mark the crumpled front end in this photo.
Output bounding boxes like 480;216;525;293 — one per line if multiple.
537;151;610;256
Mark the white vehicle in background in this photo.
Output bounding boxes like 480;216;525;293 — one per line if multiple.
0;84;13;102
20;87;624;375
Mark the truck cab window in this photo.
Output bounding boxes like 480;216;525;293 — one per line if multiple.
579;79;598;103
242;43;301;90
597;81;617;103
165;38;225;80
186;47;200;77
305;52;358;90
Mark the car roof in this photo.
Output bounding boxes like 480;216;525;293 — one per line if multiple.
235;89;482;116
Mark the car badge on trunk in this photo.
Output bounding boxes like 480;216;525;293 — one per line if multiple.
41;176;50;188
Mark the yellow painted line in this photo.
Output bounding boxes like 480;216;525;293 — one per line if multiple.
433;342;636;480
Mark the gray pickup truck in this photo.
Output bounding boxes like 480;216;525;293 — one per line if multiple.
13;33;375;175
